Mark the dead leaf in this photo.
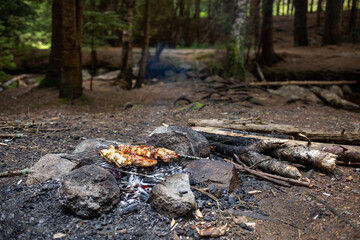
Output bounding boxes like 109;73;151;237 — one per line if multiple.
346;176;354;181
170;218;176;228
196;224;229;237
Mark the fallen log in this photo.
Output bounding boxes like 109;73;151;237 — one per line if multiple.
188;118;360;145
311;86;359;110
249;80;357;87
192;126;360;163
270;145;336;172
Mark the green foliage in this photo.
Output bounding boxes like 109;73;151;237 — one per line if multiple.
0;0;51;49
83;10;123;50
0;21;16;82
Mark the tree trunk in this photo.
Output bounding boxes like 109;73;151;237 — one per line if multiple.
322;0;342;45
260;0;281;66
316;0;323;27
119;0;135;89
59;0;84;99
45;0;63;87
225;0;248;81
348;0;358;37
135;0;150;88
194;0;201;43
294;0;309;46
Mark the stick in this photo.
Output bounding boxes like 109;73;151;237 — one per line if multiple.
0;168;29;177
304;191;360;234
0;133;26;138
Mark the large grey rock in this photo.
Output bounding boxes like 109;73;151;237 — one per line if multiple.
59;165;120;218
73;139;120;155
146;126;210;157
269;85;322;104
185;159;238;192
148;174;195;218
26;154;77;185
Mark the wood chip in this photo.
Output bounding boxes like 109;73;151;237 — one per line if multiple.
196;224;229;238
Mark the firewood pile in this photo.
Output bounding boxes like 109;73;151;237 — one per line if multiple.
188;118;360;187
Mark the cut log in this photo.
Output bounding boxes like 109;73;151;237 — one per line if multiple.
270;145;336;172
188;118;360;145
192;126;360;163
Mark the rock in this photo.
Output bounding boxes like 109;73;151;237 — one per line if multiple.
185;159;238;192
269;85;322;104
26;154;77;185
148;174;195;217
73;139;121;155
204;75;224;83
59;165;120;218
146;126;210;157
94;70;120;81
328;85;343;97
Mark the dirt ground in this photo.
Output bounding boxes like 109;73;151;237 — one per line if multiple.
1;12;360;240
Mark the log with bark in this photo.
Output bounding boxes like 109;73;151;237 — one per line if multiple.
188;118;360;145
311;86;359;110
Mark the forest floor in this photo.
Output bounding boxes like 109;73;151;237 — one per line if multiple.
1;12;360;240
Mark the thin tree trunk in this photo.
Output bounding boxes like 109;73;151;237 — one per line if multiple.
294;0;309;46
276;0;281;15
316;0;323;27
309;0;314;12
135;0;150;88
225;0;248;81
119;0;135;89
45;0;63;87
59;0;84;99
250;0;261;59
322;0;342;45
348;0;358;36
260;0;281;66
194;0;201;43
287;0;291;15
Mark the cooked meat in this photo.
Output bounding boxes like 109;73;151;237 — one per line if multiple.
99;145;158;168
117;144;178;163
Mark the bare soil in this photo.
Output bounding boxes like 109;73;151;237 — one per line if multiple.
1;12;360;240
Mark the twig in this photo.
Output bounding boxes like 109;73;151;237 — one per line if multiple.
304;191;360;234
0;133;26;138
0;168;29;177
191;186;222;212
0;143;7;146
